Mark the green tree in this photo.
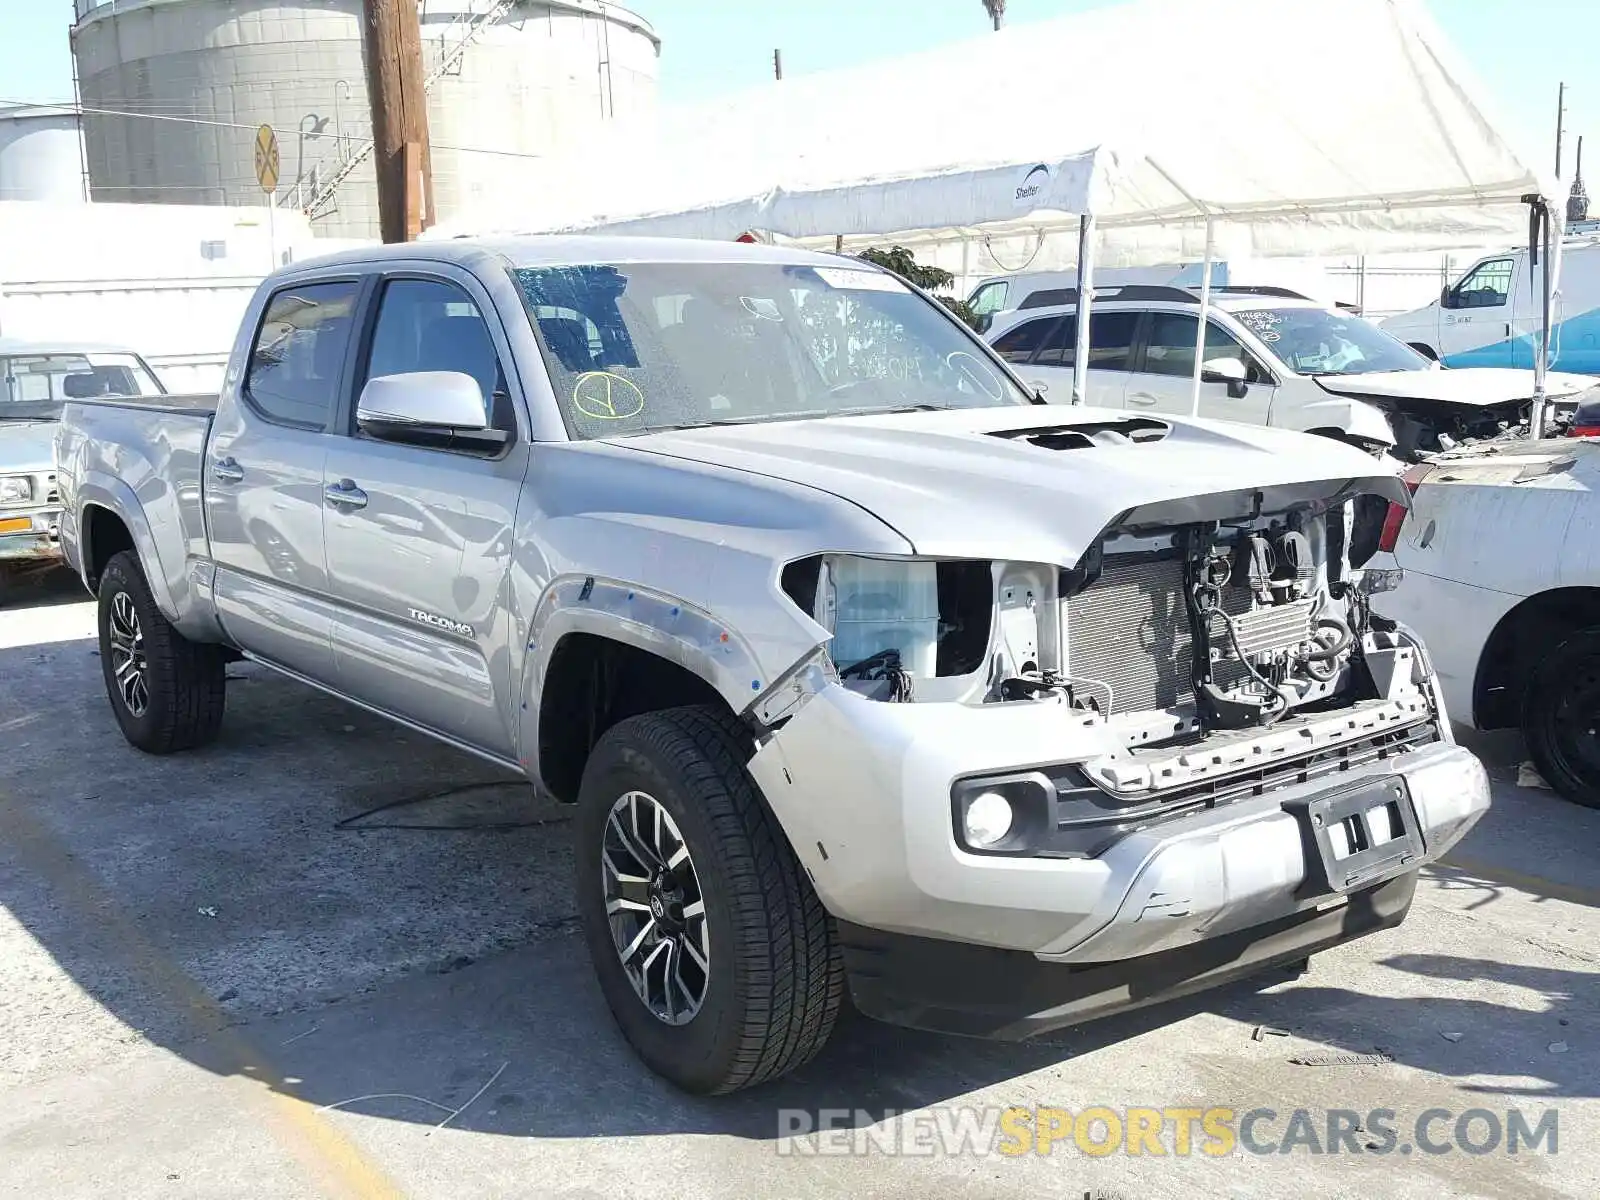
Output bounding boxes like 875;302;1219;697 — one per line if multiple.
857;245;980;330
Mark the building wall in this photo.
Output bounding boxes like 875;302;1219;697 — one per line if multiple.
71;0;660;239
0;108;88;204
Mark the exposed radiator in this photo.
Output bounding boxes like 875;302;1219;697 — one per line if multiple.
1064;556;1249;714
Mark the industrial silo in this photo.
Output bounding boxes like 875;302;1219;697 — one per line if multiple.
0;105;88;203
70;0;660;240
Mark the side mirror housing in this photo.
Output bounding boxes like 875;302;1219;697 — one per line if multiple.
1440;285;1457;309
356;371;508;453
1200;357;1250;399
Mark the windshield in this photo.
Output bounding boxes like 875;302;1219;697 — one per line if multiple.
0;352;166;421
1232;307;1430;376
512;261;1028;438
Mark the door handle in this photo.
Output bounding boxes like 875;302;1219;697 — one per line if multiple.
323;480;368;510
211;457;244;484
1127;393;1159;407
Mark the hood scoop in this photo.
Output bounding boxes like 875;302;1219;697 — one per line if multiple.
988;417;1171;451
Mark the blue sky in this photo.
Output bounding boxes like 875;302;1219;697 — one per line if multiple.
5;1;1597;178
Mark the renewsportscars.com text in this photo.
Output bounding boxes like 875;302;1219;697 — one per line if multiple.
776;1106;1559;1158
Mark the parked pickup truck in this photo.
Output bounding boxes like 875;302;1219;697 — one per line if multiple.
1374;438;1600;808
56;236;1490;1094
1;337;166;598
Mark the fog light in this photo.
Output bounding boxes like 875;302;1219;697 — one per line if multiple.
963;791;1014;849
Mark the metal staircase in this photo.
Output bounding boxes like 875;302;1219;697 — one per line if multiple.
300;0;519;221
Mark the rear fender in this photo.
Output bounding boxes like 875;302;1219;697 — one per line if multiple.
75;472;225;642
75;474;174;615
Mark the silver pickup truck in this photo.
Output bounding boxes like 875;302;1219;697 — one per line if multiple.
56;236;1490;1094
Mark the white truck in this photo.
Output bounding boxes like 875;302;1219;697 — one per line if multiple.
55;235;1489;1093
1381;236;1600;374
1374;436;1600;808
987;285;1598;459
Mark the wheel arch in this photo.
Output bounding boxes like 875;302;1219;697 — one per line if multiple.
1473;586;1600;729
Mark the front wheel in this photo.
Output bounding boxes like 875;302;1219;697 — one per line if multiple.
1521;627;1600;808
97;550;227;754
574;705;844;1094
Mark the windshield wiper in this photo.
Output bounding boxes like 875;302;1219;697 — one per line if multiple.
634;403;954;434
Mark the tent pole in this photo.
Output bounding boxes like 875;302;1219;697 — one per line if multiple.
1531;199;1562;439
1072;214;1096;405
1190;216;1215;416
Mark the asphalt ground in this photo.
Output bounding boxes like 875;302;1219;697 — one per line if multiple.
1;566;1596;1199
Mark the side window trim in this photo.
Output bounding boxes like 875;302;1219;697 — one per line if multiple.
340;267;526;454
240;273;367;432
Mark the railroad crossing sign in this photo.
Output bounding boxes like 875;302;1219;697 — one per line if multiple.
253;123;280;193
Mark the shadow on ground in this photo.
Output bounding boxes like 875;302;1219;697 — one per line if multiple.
0;564;89;611
0;615;1595;1149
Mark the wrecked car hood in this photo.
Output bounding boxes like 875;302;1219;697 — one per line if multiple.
1314;367;1595;408
0;421;57;474
622;407;1406;567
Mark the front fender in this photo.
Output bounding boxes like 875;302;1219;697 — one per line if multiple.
1273;396;1397;446
514;574;817;781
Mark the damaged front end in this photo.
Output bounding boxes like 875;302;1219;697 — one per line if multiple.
770;473;1432;811
1358;391;1583;461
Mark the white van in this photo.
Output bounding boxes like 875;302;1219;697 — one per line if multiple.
1380;237;1600;374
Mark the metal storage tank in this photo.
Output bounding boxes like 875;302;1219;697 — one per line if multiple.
71;0;660;239
0;105;88;203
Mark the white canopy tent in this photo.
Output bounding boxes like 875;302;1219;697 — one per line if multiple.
434;0;1566;426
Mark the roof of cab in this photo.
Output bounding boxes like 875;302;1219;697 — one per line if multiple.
277;234;861;276
0;336;141;357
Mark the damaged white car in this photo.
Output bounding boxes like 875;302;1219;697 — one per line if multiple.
54;236;1489;1094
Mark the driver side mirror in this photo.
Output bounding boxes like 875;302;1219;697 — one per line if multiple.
1440;285;1456;309
356;371;508;453
1200;357;1250;399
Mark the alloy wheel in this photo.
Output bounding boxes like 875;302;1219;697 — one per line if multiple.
108;591;149;717
600;790;710;1026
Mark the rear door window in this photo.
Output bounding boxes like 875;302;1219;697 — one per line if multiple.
990;316;1058;364
1033;310;1138;370
245;281;360;429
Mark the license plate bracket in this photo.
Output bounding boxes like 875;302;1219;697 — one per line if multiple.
1282;775;1423;895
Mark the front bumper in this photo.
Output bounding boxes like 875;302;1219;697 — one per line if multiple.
0;508;63;563
750;684;1489;1032
838;871;1417;1040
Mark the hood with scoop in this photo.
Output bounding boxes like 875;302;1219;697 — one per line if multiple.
618;406;1405;568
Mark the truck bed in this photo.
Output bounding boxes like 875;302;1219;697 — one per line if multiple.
65;391;219;416
56;396;217;625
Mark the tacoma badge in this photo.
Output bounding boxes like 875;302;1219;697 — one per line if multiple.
408;608;473;637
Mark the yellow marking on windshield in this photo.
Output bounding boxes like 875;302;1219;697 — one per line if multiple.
572;371;646;420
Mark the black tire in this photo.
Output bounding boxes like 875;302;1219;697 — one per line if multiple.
1521;627;1600;809
1408;342;1439;362
96;550;227;754
574;705;844;1094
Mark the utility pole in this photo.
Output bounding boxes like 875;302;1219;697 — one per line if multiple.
361;0;434;243
1555;81;1567;179
773;49;783;81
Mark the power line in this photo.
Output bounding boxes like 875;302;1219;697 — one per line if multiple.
0;97;550;162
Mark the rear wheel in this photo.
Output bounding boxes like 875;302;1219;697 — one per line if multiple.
96;550;227;753
574;705;844;1094
1522;627;1600;808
